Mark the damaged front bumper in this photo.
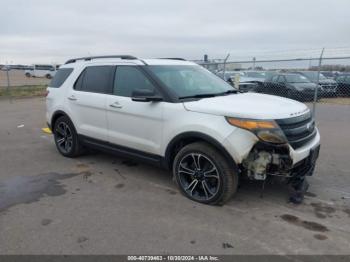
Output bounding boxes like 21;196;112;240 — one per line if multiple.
241;141;320;181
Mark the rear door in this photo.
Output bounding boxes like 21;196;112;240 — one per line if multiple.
106;65;163;155
66;65;114;141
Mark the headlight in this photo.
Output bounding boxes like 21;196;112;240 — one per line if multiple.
225;117;287;144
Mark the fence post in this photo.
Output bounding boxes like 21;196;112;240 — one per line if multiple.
6;67;12;103
222;54;230;80
312;48;324;118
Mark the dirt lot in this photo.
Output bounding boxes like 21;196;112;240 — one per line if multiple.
0;97;349;255
0;70;50;87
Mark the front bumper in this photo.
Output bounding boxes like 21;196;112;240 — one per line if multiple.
224;127;320;180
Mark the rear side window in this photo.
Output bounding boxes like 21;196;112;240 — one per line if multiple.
114;66;156;97
49;68;73;88
74;66;114;94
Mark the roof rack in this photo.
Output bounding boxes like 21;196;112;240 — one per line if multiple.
159;58;187;61
65;55;137;64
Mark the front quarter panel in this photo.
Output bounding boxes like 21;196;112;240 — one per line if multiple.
161;103;254;164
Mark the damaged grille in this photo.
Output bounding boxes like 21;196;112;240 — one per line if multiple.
276;112;316;150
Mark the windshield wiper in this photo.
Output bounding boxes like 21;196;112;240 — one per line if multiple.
179;89;238;100
218;89;238;95
178;93;218;99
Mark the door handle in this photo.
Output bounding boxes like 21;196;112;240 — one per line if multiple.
109;102;122;109
68;95;77;101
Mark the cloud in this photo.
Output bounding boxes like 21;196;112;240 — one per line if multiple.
1;0;350;64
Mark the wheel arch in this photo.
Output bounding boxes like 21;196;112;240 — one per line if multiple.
164;132;238;171
51;110;74;133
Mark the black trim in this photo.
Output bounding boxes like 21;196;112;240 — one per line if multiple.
51;110;71;131
158;58;186;61
65;55;137;64
276;113;316;149
78;135;164;167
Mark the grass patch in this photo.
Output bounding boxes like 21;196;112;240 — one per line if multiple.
0;85;47;98
319;97;350;105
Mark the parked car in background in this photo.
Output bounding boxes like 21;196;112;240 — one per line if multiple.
293;71;337;97
25;64;56;79
335;74;350;96
264;73;318;101
321;71;338;80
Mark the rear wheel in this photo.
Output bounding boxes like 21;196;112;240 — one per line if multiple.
53;116;84;157
173;142;238;205
46;74;52;79
25;73;31;77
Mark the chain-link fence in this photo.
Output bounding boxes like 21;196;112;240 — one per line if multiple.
0;67;50;98
1;49;350;108
195;49;350;113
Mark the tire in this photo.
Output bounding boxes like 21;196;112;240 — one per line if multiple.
25;73;31;77
53;116;84;157
173;142;238;205
46;74;52;79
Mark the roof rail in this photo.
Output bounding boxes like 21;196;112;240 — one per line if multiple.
159;58;187;61
65;55;137;64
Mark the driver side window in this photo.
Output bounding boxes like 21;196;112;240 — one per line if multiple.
277;76;286;83
114;66;156;97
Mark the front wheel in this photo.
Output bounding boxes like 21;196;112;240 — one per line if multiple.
173;142;238;205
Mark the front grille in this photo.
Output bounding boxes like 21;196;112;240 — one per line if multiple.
276;112;316;150
320;83;337;91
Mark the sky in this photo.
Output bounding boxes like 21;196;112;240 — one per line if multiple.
1;0;350;65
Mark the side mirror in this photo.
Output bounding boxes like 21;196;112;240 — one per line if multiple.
131;89;163;102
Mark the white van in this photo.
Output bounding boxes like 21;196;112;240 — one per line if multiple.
25;64;56;79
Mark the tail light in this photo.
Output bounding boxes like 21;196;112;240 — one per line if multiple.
44;90;49;97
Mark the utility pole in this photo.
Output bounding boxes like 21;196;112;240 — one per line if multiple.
222;53;230;80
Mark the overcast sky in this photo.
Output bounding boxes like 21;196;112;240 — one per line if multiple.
1;0;350;64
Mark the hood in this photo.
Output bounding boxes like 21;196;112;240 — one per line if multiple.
183;93;309;120
290;82;317;90
239;76;264;83
319;79;337;84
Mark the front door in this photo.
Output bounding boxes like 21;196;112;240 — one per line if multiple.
106;66;163;155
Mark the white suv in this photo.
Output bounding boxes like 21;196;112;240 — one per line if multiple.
46;55;320;205
25;64;56;79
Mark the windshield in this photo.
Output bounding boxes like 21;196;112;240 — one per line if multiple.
245;72;266;79
285;74;311;83
301;71;327;81
148;65;236;98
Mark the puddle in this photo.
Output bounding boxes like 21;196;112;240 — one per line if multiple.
310;202;336;219
280;214;329;232
115;183;125;189
343;209;350;217
314;234;328;240
0;172;81;212
41;218;52;226
222;242;234;249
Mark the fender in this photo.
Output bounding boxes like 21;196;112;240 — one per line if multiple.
164;131;238;170
51;110;73;131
